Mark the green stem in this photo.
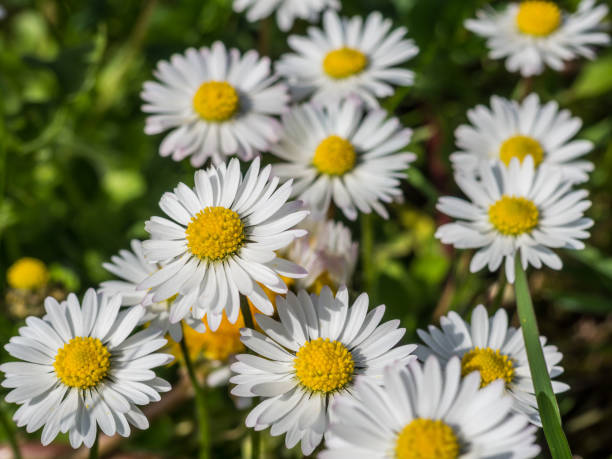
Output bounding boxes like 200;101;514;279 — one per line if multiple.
239;296;261;459
361;213;377;300
0;402;22;459
514;259;571;459
89;434;98;459
179;328;210;459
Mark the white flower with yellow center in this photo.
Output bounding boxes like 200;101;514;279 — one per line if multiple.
141;41;289;167
435;157;592;283
233;0;339;31
0;289;173;448
140;157;309;331
284;218;358;293
270;98;416;220
276;10;418;107
415;305;569;425
452;94;594;183
465;0;609;76
100;239;205;341
230;286;416;455
320;357;540;459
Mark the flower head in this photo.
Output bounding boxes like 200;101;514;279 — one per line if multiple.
7;257;49;290
141;42;289;167
230;286;416;455
0;289;173;448
465;0;610;76
233;0;340;31
277;10;418;107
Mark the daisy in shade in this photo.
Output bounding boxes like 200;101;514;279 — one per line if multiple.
233;0;340;32
100;239;205;342
452;93;594;183
321;357;540;459
140;157;309;331
465;0;609;76
0;289;173;448
435;157;593;283
415;305;569;425
270;98;416;220
141;41;289;167
284;217;358;294
276;10;419;107
230;286;416;455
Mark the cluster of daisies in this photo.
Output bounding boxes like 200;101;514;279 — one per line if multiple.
2;0;609;457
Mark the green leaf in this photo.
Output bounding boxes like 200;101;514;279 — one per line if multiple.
572;55;612;99
514;259;572;459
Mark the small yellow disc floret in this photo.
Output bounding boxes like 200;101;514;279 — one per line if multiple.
395;418;460;459
499;135;544;167
294;337;354;393
7;257;49;290
461;346;515;388
185;206;245;261
313;135;356;176
516;1;561;37
193;81;240;121
54;337;111;389
323;47;368;79
489;195;539;236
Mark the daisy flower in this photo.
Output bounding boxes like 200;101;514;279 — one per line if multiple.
415;305;569;425
233;0;340;32
321;356;540;459
7;257;49;290
100;239;205;342
452;93;594;183
141;41;289;167
465;0;610;76
276;10;419;107
284;217;358;293
435;157;593;283
230;286;416;455
140;157;309;331
0;289;173;448
270;98;416;220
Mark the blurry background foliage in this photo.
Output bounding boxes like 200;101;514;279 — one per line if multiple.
1;0;611;457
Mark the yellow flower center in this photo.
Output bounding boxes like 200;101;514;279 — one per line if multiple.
323;47;368;79
461;347;515;388
7;257;49;290
54;337;111;389
516;1;561;36
488;195;539;236
294;337;354;393
185;207;245;261
182;313;246;362
499;135;544;167
395;418;460;459
192;81;239;121
311;271;336;295
313;135;356;176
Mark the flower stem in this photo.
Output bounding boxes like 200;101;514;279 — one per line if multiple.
179;326;210;459
514;259;571;459
89;434;98;459
0;402;22;459
239;296;261;459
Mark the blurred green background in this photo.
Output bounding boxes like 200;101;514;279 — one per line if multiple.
1;0;612;457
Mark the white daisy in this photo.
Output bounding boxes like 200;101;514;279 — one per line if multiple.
465;0;610;76
233;0;340;32
270;98;416;220
415;305;569;425
284;217;358;293
140;157;309;331
0;289;173;448
435;157;593;283
230;286;416;455
321;356;540;459
452;93;594;183
100;239;205;342
141;41;289;167
276;10;419;107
